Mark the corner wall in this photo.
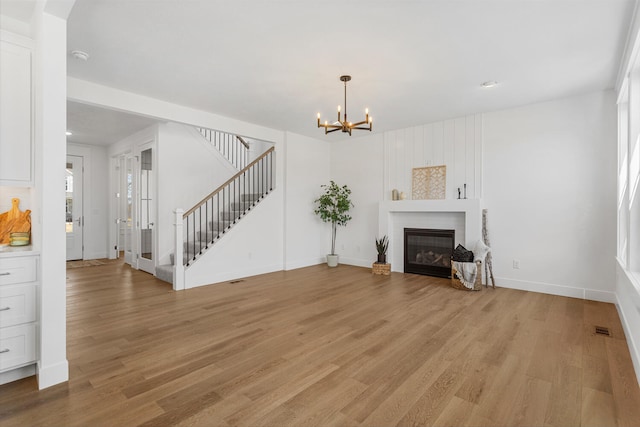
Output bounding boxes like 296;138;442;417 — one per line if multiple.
329;133;385;267
32;7;70;389
482;91;617;301
329;90;617;304
283;132;331;269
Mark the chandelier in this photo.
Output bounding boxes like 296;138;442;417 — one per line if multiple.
317;75;372;135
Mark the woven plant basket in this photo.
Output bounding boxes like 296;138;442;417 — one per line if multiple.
451;260;482;291
372;262;391;275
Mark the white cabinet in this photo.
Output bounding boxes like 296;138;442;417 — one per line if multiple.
0;33;33;186
0;254;38;379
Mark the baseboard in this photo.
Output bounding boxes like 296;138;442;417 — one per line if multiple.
339;257;373;268
83;251;108;261
494;277;616;303
285;257;325;270
585;289;618;303
36;359;69;390
0;363;35;386
615;260;640;387
615;294;640;387
186;263;283;289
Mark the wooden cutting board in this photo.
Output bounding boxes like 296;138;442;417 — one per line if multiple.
0;198;31;244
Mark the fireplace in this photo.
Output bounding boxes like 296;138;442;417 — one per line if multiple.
404;228;455;278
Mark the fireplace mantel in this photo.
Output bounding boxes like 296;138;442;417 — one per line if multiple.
378;199;483;272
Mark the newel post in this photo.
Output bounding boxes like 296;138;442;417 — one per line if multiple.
173;208;185;290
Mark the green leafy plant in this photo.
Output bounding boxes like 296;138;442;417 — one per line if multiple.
314;181;353;255
375;235;389;256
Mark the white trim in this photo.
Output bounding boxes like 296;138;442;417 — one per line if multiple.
285;257;325;271
491;277;616;303
0;29;35;49
36;359;69;390
0;363;35;386
616;0;640;93
185;263;283;289
615;293;640;388
339;257;375;269
615;258;640;387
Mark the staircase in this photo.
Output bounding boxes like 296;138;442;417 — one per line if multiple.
156;144;275;288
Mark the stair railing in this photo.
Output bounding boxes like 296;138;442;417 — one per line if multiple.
198;128;250;170
179;146;275;270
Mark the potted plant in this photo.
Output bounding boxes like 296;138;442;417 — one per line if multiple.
375;235;389;264
314;181;353;267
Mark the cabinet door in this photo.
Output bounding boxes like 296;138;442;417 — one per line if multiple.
0;40;32;186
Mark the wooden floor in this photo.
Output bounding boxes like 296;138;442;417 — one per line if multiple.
1;260;639;426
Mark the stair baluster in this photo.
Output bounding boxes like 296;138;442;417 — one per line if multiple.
197;127;249;170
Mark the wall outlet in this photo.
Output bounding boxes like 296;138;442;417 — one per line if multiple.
513;260;520;269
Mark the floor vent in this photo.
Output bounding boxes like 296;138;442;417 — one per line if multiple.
595;326;610;336
230;280;244;284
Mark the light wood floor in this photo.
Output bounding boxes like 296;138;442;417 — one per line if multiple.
1;260;639;426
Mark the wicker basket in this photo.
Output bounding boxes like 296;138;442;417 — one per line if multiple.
372;262;391;275
451;260;482;291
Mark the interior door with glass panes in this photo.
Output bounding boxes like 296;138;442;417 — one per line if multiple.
136;143;155;274
66;155;84;261
122;153;135;265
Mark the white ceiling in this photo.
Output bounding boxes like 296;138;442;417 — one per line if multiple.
66;101;160;146
0;0;36;23
4;0;638;142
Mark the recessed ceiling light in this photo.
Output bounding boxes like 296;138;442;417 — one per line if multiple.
481;81;498;88
66;131;72;136
71;50;89;61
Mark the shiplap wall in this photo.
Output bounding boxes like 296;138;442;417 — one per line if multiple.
383;114;482;200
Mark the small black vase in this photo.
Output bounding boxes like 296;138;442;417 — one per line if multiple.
377;254;386;264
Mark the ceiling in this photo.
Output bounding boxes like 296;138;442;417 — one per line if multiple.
3;0;638;143
66;101;160;146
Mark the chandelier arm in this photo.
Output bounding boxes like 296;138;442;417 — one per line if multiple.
322;123;342;129
326;127;343;134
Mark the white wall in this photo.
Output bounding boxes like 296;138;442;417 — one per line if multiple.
329;133;385;267
246;137;274;163
67;143;109;259
283;132;330;269
483;90;617;301
185;190;284;287
32;6;70;390
384;115;483;201
0;186;32;213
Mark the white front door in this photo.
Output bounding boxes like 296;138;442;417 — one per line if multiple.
66;155;84;261
136;144;155;275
